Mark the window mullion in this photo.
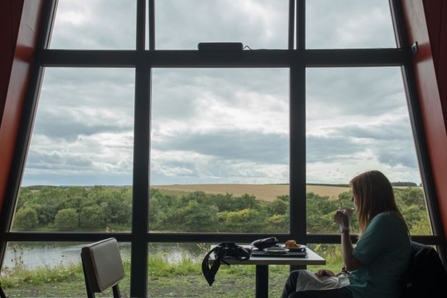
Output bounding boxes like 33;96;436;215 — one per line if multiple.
130;57;151;298
290;57;306;243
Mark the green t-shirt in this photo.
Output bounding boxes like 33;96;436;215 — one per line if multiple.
347;212;411;298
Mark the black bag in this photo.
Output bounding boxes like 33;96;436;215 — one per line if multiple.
250;237;278;250
202;242;251;286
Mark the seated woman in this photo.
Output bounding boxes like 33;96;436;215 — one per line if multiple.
281;170;411;298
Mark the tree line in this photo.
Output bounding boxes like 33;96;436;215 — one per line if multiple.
13;185;430;235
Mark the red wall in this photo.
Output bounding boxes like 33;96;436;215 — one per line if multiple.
0;0;16;120
0;0;44;213
424;0;447;124
401;0;447;238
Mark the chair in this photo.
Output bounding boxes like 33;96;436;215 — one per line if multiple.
0;284;7;298
400;241;447;298
81;237;125;298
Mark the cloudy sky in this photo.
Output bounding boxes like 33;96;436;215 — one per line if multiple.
20;0;422;187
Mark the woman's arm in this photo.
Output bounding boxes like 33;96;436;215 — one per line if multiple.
335;210;364;271
341;229;363;271
315;268;349;277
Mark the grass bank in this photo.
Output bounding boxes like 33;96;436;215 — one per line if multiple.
1;252;342;297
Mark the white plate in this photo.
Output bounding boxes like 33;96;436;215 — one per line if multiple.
263;247;289;254
281;244;306;252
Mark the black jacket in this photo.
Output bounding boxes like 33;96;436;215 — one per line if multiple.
400;241;447;298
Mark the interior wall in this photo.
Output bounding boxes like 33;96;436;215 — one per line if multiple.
424;0;447;124
0;0;44;213
0;1;19;123
401;0;447;238
440;2;447;124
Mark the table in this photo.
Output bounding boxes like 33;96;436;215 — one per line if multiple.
209;245;326;298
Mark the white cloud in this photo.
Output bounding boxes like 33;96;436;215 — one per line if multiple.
21;1;422;187
306;0;396;49
156;0;289;49
50;0;137;49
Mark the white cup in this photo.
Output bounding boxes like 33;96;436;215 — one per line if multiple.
338;207;355;225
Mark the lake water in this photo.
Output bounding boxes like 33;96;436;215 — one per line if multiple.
2;242;204;272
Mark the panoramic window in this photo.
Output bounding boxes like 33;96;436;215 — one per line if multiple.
149;68;290;233
1;1;439;297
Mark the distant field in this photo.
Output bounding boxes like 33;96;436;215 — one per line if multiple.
152;184;351;202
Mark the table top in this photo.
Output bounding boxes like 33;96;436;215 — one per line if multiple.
209;245;326;266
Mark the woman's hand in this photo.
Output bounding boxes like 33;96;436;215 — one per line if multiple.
334;210;350;227
315;269;336;277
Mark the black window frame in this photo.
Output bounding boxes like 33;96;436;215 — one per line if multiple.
0;1;444;297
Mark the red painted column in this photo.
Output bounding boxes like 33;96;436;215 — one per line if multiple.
423;0;447;123
0;0;44;213
0;0;19;121
401;0;447;238
437;1;447;123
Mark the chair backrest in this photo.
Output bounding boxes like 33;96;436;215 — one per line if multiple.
81;237;125;298
400;241;447;298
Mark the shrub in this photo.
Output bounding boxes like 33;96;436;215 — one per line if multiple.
13;207;38;230
54;208;79;230
80;205;106;229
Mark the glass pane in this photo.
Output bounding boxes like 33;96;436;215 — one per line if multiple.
306;67;432;235
306;0;396;49
306;243;343;272
155;0;289;49
50;0;137;49
0;242;131;297
14;68;134;232
149;68;289;233
145;242;331;297
147;242;285;297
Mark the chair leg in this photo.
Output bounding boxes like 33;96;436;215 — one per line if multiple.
112;284;121;298
81;253;96;298
0;284;7;298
